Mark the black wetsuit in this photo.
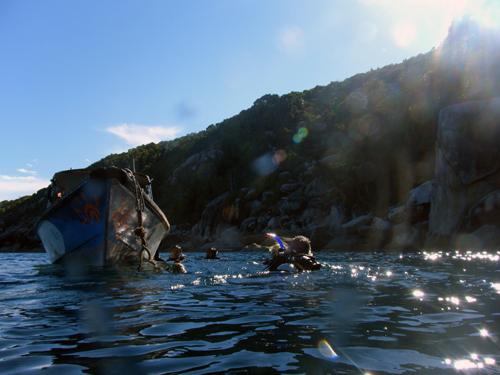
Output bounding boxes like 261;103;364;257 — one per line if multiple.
264;251;320;271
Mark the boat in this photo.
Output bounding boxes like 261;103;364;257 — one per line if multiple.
36;167;170;267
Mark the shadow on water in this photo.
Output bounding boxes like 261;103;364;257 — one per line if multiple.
0;251;498;374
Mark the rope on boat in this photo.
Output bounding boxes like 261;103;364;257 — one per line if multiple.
124;169;158;271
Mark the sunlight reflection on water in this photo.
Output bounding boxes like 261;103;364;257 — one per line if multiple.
0;250;498;374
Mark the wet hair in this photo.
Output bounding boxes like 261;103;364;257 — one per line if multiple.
170;245;185;262
206;247;218;259
289;235;312;255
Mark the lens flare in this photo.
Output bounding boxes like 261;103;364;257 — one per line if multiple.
318;339;338;359
392;22;417;47
293;127;309;144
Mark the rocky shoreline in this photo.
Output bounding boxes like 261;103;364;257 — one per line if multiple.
2;98;500;254
168;98;500;252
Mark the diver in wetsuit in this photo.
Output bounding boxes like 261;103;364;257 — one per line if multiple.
264;235;321;271
168;245;187;273
206;247;219;259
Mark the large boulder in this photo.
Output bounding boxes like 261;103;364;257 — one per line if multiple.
388;223;423;250
367;217;392;248
249;200;263;216
406;180;434;224
407;180;433;206
240;217;258;232
192;192;229;239
278;198;304;215
325;205;344;232
341;214;374;235
387;205;407;224
280;183;302;193
429;98;500;243
453;224;500;250
305;177;331;198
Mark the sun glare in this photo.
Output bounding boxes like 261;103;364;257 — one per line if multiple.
363;0;500;49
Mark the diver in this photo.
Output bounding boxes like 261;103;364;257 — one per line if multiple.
168;245;187;273
263;234;321;272
206;247;219;259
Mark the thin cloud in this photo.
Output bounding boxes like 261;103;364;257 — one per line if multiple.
17;168;37;175
277;26;305;53
106;124;182;146
0;175;49;201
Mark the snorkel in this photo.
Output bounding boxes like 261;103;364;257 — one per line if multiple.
266;232;286;250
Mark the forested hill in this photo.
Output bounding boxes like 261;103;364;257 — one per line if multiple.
2;19;500;250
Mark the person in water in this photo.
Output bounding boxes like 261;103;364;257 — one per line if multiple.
168;245;187;273
206;247;219;259
264;234;321;271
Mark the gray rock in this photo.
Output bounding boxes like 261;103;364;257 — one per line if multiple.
405;181;434;224
278;198;304;215
278;171;292;182
319;154;338;168
249;200;263;216
308;224;334;249
387;205;407;224
388;223;423;250
279;215;291;228
192;192;229;239
367;217;392;248
266;217;281;229
218;226;242;248
326;205;344;232
302;165;318;181
288;188;304;200
243;243;267;251
468;189;500;228
262;191;274;204
305;177;331;198
245;188;258;201
407;180;434;207
257;215;270;230
300;207;325;227
240;217;257;232
429;98;500;240
280;183;302;193
453;225;500;250
372;217;392;232
341;214;374;234
325;235;363;250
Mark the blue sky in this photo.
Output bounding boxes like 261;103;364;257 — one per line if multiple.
1;0;498;200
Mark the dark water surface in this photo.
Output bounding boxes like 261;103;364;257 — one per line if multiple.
0;251;499;374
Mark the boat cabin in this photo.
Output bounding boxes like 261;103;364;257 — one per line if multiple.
48;167;154;204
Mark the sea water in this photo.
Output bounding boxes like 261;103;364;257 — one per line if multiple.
0;251;498;374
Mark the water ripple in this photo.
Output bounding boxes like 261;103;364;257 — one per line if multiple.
0;251;498;374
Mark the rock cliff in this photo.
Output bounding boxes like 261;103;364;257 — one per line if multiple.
429;98;500;248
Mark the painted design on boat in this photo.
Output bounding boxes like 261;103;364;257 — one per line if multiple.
37;167;170;267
